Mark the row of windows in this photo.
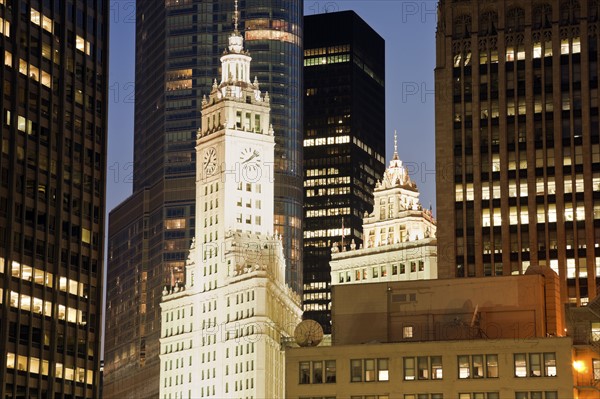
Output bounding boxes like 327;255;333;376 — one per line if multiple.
304;44;350;57
304;54;350;67
481;204;597;227
3;258;89;298
306;186;351;197
306;207;350;218
300;395;557;399
514;353;556;377
299;360;337;384
304;135;351;147
306;167;340;177
304;176;350;187
6;290;86;325
304;227;351;239
299;353;557;384
454;38;580;68
456;173;600;202
337;262;427;284
7;353;93;384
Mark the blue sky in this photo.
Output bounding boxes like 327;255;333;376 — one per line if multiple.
107;0;438;213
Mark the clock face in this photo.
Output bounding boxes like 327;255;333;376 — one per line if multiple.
240;147;261;170
203;147;218;176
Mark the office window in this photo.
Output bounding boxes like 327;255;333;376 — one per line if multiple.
514;354;527;377
365;359;376;381
472;355;484;378
392;264;398;275
458;355;470;378
459;355;498;379
530;353;542;376
593;359;600;380
592;322;600;341
299;362;310;384
543;353;556;376
351;358;389;382
418;357;429;379
403;326;414;339
378;358;389;381
404;357;416;380
325;360;336;383
313;361;323;383
486;355;498;377
351;359;362;382
431;356;443;379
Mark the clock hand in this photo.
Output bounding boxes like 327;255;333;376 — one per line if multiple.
242;152;259;164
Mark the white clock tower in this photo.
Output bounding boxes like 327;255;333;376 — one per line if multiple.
159;3;302;398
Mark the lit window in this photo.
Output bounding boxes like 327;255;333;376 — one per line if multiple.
592;322;600;341
0;17;9;37
403;357;415;380
403;326;413;339
378;359;389;381
514;354;527;377
544;353;556;376
76;35;91;55
31;9;41;25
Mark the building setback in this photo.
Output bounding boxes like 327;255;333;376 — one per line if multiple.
103;1;303;397
435;0;600;305
159;21;301;398
0;0;109;397
303;10;386;333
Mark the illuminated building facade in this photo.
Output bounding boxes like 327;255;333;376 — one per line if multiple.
303;11;386;333
330;140;437;285
159;23;301;398
0;0;108;397
436;0;600;305
104;1;303;397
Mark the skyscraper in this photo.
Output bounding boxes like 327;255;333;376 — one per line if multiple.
303;11;386;332
436;0;600;305
160;22;301;397
0;0;108;397
104;1;302;397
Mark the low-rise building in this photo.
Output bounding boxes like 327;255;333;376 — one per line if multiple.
286;337;574;399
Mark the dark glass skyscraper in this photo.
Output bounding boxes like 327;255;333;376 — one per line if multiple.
436;0;600;305
0;0;108;397
303;11;386;333
104;1;302;397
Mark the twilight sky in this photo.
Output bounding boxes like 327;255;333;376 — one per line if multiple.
106;0;438;214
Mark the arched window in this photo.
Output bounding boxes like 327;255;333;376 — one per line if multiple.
560;0;580;25
453;14;472;39
506;7;525;32
533;3;553;30
479;11;498;36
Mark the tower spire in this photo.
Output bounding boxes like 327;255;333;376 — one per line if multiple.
233;0;239;33
393;129;399;160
